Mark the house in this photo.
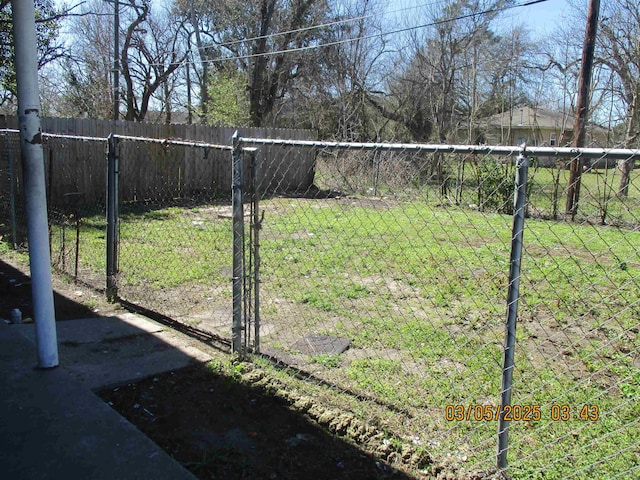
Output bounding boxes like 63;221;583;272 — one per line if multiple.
467;105;613;167
472;105;610;145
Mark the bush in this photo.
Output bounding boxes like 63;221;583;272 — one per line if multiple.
474;158;514;214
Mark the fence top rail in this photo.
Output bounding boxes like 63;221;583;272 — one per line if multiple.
44;132;108;143
238;137;640;160
1;129;232;150
3;127;640;160
113;134;232;151
1;129;108;143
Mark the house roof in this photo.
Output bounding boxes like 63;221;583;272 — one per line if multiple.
479;106;573;131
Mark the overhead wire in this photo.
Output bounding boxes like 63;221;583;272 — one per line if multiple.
214;0;449;50
155;0;550;68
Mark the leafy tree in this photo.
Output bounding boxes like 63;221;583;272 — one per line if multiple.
0;0;66;109
206;66;250;126
175;0;332;127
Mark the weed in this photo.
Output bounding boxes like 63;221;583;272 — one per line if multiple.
310;354;342;368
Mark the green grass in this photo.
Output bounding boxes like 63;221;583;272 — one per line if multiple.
310;354;342;368
47;204;233;293
254;194;639;478
5;168;639;478
527;165;640;225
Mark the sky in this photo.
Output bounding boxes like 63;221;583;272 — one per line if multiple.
385;0;578;39
508;0;573;35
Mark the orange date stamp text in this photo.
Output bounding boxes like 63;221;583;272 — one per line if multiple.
445;404;599;422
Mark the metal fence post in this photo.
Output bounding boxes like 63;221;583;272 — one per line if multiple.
232;131;245;355
5;133;18;248
497;147;529;470
251;150;261;354
106;134;119;301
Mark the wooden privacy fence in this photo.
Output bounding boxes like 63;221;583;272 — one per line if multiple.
1;116;316;210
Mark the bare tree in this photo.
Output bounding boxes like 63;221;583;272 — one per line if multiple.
60;1;114;118
368;0;516;143
280;0;392;140
61;0;186;121
597;0;640;196
119;0;187;121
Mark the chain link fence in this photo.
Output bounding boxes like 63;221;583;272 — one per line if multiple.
110;131;314;343
2;124;639;478
0;131;22;250
1;130;108;291
111;135;234;338
45;133;109;288
233;136;640;479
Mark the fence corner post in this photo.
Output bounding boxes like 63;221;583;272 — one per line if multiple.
232;131;245;356
497;145;529;471
106;133;119;301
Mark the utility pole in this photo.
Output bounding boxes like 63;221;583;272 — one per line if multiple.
113;0;120;121
11;0;58;368
565;0;600;219
190;4;209;123
186;55;193;125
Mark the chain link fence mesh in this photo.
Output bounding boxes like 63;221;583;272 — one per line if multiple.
2;125;638;478
44;134;108;289
0;132;22;250
113;136;234;338
238;137;640;479
1;130;108;292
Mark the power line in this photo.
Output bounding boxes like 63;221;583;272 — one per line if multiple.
149;0;549;69
192;0;550;67
214;0;448;50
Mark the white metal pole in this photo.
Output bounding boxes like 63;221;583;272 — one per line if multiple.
11;0;58;368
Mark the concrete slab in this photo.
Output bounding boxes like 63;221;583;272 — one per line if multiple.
291;334;352;355
15;313;212;390
0;323;196;480
63;337;212;390
14;313;164;344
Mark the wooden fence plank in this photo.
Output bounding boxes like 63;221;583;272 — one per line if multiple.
1;117;315;208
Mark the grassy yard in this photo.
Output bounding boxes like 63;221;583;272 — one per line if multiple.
255;195;639;479
527;164;640;225
12;161;639;479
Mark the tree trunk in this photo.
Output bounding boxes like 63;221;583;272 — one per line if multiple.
618;90;639;197
248;0;276;127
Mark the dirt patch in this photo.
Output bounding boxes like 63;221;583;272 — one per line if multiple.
98;362;497;480
116;283;229;327
335;197;400;210
98;363;424;480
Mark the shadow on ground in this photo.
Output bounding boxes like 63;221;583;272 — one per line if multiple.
99;362;422;480
0;259;98;321
1;257;425;479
